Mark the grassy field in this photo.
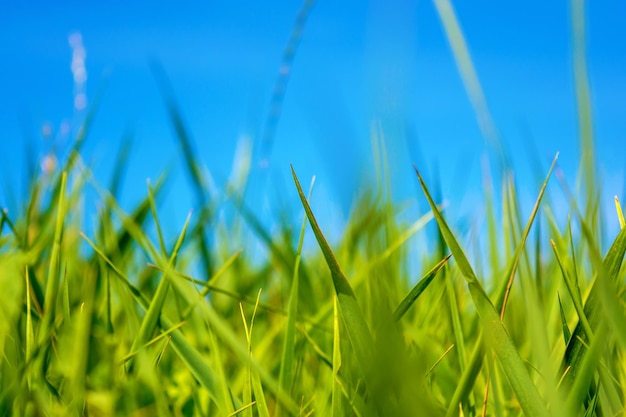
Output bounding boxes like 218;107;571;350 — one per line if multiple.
2;1;626;416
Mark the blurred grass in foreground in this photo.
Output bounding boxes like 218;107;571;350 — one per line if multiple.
2;0;626;416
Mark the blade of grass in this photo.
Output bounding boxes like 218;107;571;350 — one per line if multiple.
615;196;625;229
36;171;67;349
415;167;549;417
393;254;451;321
127;210;192;370
557;294;572;345
331;295;342;417
277;177;314;415
291;165;373;376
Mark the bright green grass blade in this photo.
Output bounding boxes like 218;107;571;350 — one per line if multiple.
36;171;67;349
615;196;625;229
291;166;374;376
251;369;270;417
120;321;186;363
207;321;236;414
277;177;313;415
498;153;558;318
127;211;192;370
393;254;451;321
332;296;342;417
84;233;230;412
415;167;550;417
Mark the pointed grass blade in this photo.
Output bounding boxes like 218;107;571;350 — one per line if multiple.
615;196;625;229
393;254;451;321
291;166;374;375
415;167;549;417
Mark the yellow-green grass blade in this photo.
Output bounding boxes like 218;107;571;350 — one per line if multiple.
442;158;556;415
615;196;625;229
277;177;313;415
332;295;342;417
393;254;451;321
36;172;67;350
128;211;192;371
415;167;549;417
84;233;231;412
498;153;558;318
291;166;374;377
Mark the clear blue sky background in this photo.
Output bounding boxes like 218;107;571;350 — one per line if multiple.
1;0;625;239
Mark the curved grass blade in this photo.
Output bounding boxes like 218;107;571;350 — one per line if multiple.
393;254;451;321
415;167;550;417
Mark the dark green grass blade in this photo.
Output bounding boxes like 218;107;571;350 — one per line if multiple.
393;254;451;321
557;294;572;345
415;167;550;417
291;165;374;379
561;220;626;387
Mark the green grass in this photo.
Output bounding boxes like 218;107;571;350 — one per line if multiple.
2;1;626;416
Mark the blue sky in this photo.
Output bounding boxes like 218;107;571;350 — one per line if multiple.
1;0;625;238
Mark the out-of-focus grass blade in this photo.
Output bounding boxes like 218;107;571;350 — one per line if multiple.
291;166;373;375
85;231;231;412
151;61;214;280
393;254;451;321
108;135;132;199
251;369;270;417
432;0;500;153
147;179;167;256
127;211;191;369
415;167;549;417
